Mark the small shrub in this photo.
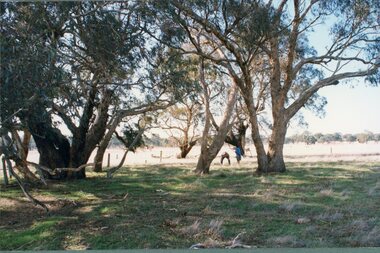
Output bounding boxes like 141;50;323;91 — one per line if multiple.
268;235;306;247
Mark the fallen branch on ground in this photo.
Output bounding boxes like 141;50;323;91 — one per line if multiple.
6;158;49;212
56;163;97;173
27;161;99;175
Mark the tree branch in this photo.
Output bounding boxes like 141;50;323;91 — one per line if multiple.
285;66;379;120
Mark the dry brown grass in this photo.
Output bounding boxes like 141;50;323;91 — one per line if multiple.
368;180;380;196
319;188;334;196
344;218;380;247
179;220;201;236
207;219;223;238
268;235;306;247
315;212;344;222
279;200;304;212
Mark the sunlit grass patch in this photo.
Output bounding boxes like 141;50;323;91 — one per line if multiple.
0;218;66;250
1;161;379;249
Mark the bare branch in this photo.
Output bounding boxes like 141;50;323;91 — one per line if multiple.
52;104;78;134
285;66;379;120
6;159;49;212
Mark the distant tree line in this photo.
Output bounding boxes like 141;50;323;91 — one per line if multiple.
286;131;380;145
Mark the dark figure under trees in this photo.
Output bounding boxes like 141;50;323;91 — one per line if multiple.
220;152;230;165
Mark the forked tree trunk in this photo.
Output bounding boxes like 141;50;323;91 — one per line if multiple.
29;121;71;179
34;133;71;178
179;146;190;158
195;65;238;174
195;62;213;174
195;151;213;174
179;140;197;158
70;89;113;176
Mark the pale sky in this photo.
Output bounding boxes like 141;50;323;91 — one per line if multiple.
287;11;380;135
289;84;380;135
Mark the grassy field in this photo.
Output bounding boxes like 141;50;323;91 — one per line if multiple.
1;161;380;250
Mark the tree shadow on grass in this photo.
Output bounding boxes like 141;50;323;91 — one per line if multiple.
1;162;379;249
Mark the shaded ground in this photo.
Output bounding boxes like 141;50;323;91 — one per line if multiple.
1;161;380;250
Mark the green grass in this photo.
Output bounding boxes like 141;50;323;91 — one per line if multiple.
1;161;379;249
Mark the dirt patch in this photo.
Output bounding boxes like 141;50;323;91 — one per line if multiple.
0;198;45;228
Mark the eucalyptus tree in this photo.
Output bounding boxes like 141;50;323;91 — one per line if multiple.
92;45;195;171
1;1;194;179
197;61;241;173
153;0;379;173
1;2;71;180
250;0;379;172
159;98;202;158
147;0;268;173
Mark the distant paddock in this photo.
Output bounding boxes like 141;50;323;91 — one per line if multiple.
23;142;380;167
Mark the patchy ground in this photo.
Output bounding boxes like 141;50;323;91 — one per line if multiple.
1;161;380;250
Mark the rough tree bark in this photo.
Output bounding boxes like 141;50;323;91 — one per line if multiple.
179;139;197;159
195;62;238;174
93;115;121;172
242;88;269;173
195;61;212;174
10;129;39;181
29;120;71;179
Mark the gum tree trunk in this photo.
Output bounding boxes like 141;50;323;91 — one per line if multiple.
93;114;122;172
67;89;113;177
179;139;197;159
10;129;39;181
242;90;268;173
195;63;238;174
93;140;109;172
29;121;71;179
266;117;287;172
